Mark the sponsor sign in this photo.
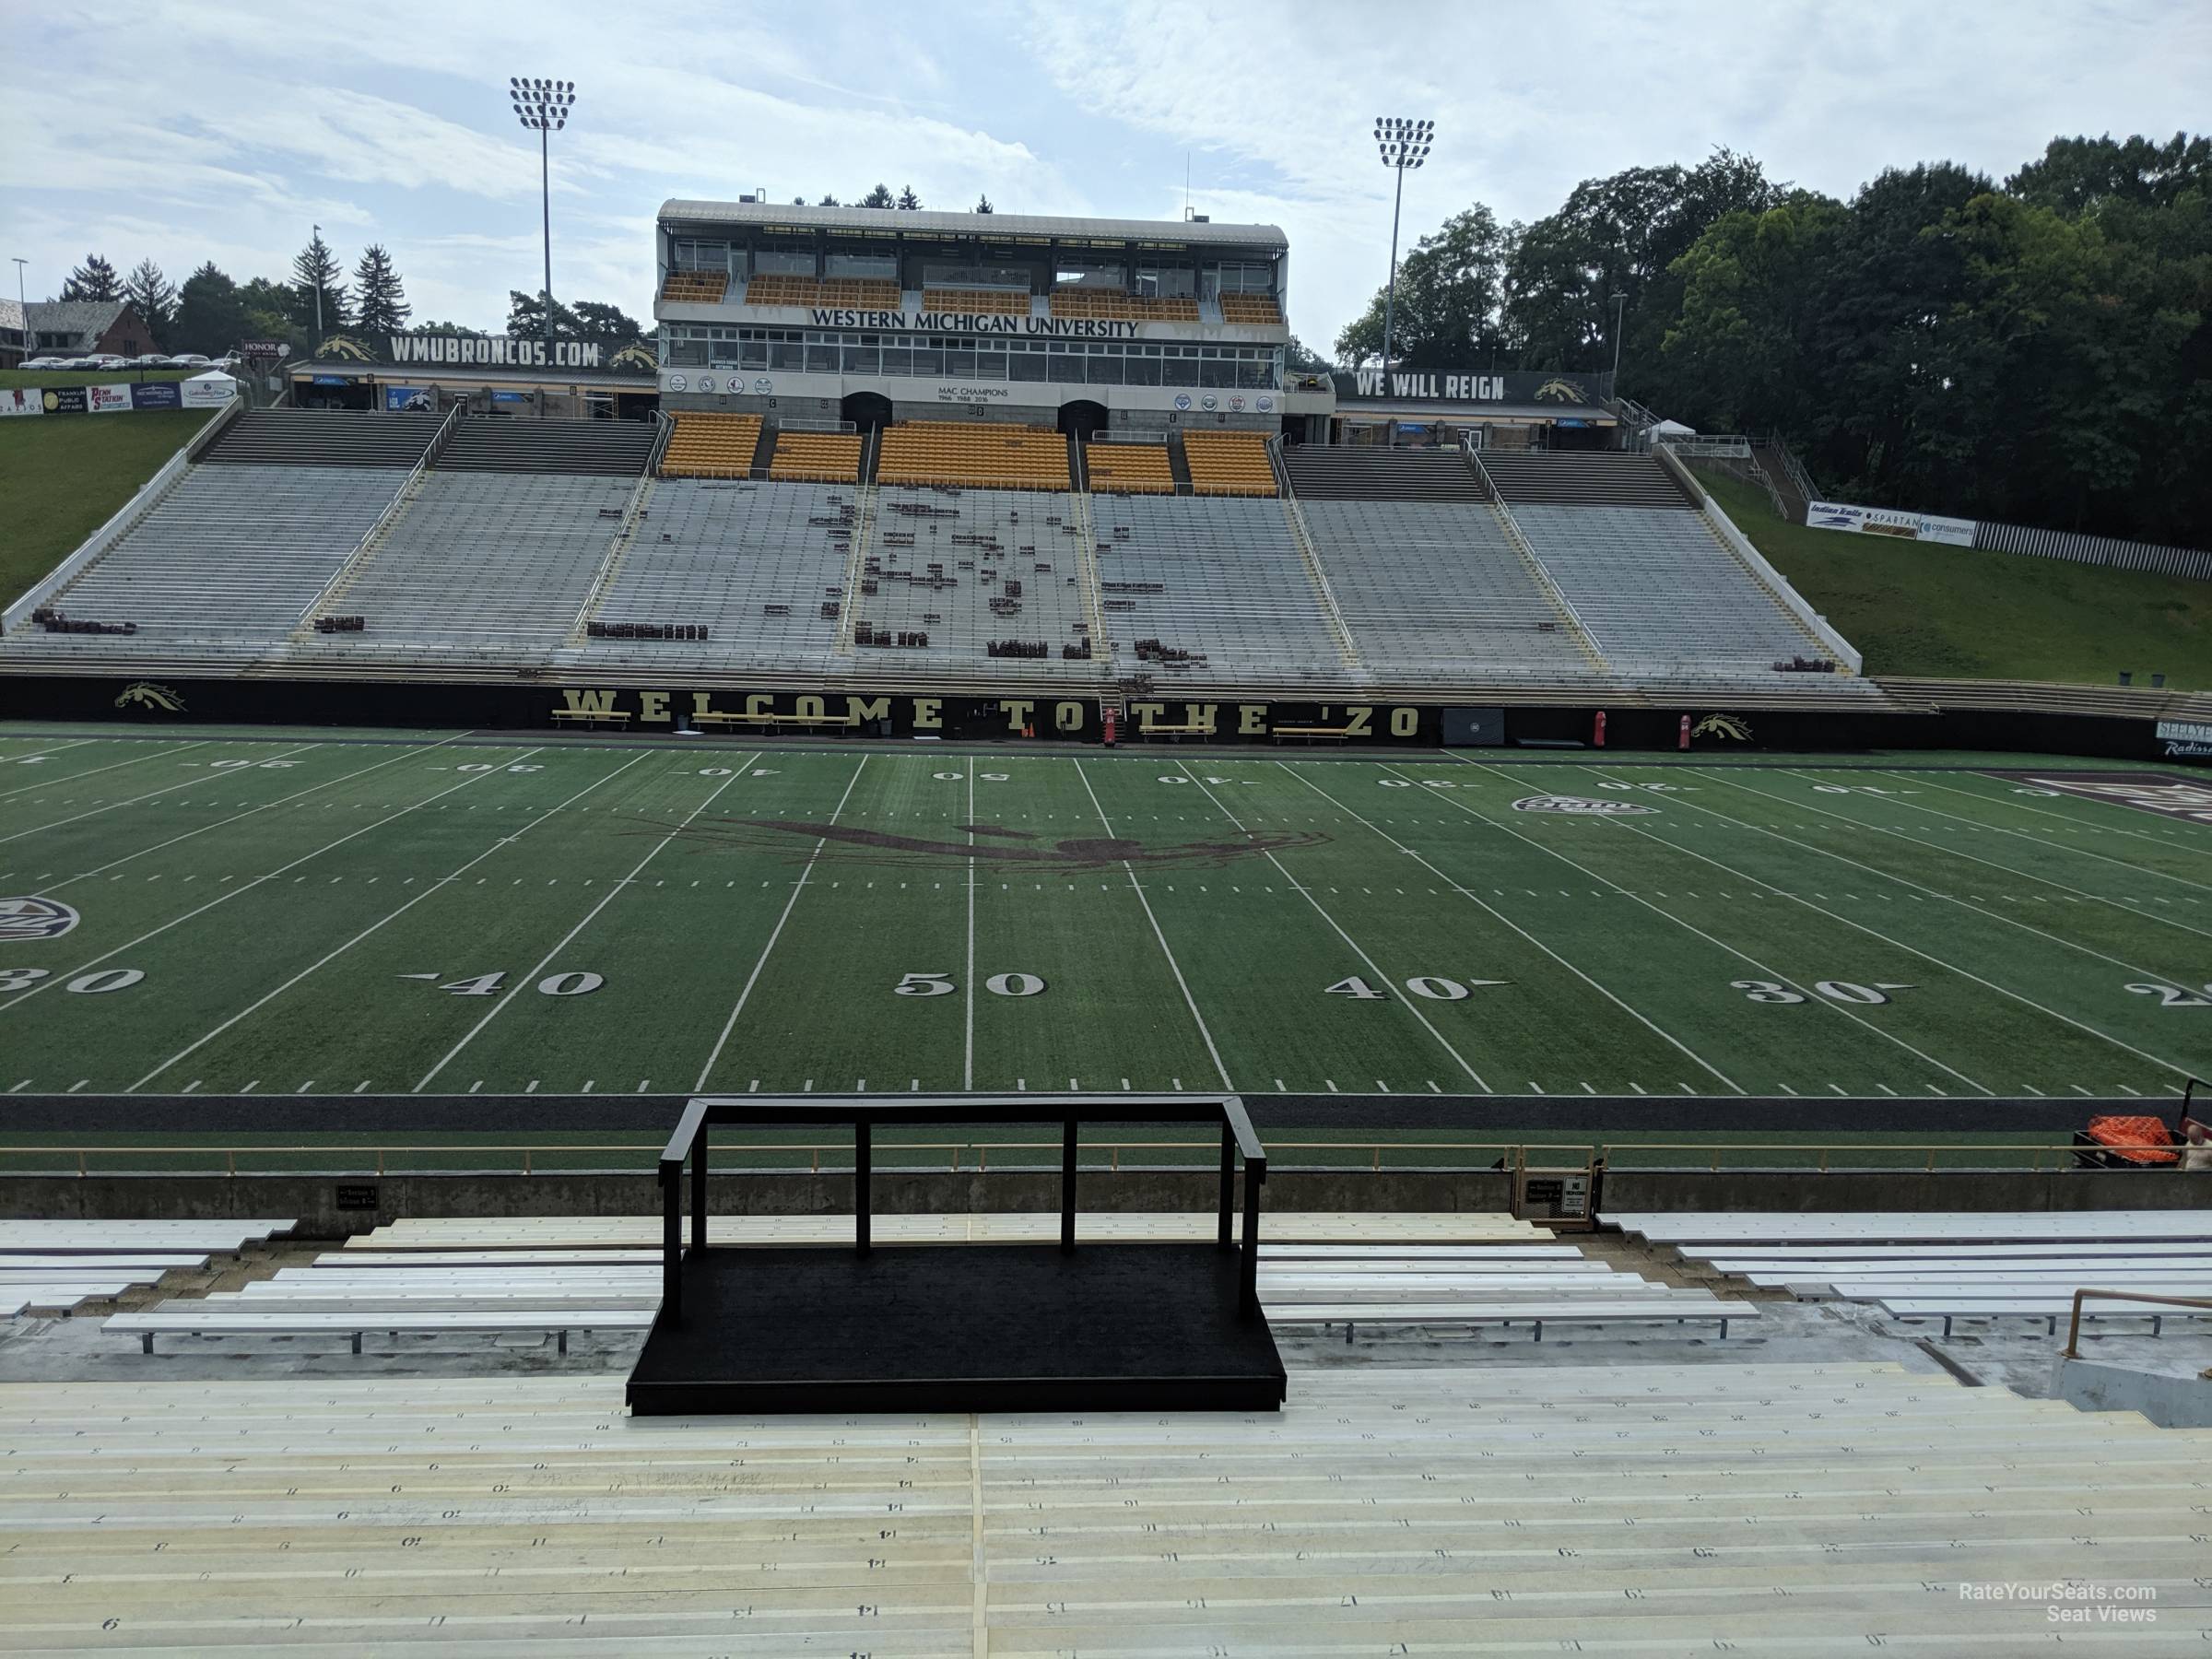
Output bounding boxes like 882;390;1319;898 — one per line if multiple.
382;384;433;413
0;896;80;942
41;386;88;414
1334;368;1601;406
1992;771;2212;820
2155;721;2212;763
128;382;181;410
88;382;135;413
490;389;531;404
1512;795;1660;816
240;339;282;357
0;387;42;418
180;376;238;407
1806;499;1977;546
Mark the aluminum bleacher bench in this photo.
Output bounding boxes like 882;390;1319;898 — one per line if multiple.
1273;1298;1758;1341
1879;1298;2212;1338
107;1307;653;1355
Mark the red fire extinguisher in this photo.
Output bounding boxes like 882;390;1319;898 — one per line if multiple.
1678;713;1691;750
1102;704;1118;747
1593;710;1607;748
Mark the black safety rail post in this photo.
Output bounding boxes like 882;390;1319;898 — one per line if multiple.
1061;1120;1078;1253
660;1153;683;1325
689;1128;708;1253
1217;1123;1236;1248
855;1120;872;1255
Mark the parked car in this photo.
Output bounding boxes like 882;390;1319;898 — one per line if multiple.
18;356;64;370
56;358;97;371
169;353;212;368
128;354;172;368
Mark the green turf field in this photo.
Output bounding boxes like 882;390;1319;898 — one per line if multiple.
0;728;2207;1103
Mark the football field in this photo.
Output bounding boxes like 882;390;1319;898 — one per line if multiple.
1;726;2207;1111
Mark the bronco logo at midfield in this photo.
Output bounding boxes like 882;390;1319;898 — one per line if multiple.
115;682;186;712
0;896;80;942
1511;795;1659;816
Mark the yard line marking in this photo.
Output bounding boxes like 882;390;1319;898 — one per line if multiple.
1776;767;2212;936
1578;763;2204;1082
37;735;471;894
964;770;976;1090
416;758;762;1093
1;747;543;1020
1280;764;1726;1094
691;756;869;1094
1891;769;2212;868
0;738;206;802
0;742;324;847
1074;759;1234;1091
124;752;651;1092
1396;760;1989;1097
0;736;98;767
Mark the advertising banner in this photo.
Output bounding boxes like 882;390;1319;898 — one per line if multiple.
0;388;43;418
382;384;433;413
88;382;135;414
41;386;88;415
1806;499;1977;546
490;389;531;405
128;382;182;411
179;375;238;407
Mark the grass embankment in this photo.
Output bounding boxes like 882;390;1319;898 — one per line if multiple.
1699;469;2209;689
0;408;211;607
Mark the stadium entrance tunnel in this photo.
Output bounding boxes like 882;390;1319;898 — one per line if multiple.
1057;399;1108;442
840;391;891;431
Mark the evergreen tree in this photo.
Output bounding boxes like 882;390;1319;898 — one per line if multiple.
350;243;411;335
859;183;895;208
60;253;120;302
817;194;841;206
975;194;994;214
119;259;178;342
172;263;247;357
896;184;922;210
289;231;349;335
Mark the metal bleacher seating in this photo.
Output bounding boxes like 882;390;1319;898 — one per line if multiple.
1092;493;1340;677
305;473;632;655
1620;1210;2212;1337
766;429;862;483
587;478;852;667
1480;450;1696;509
1302;500;1595;673
877;420;1071;490
1082;441;1174;493
197;409;441;469
17;1359;2206;1649
860;484;1092;665
660;411;761;477
436;416;653;477
0;1219;290;1319
1181;429;1277;496
1285;444;1488;501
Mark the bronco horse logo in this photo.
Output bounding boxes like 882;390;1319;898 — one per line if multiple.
1533;377;1587;403
1692;712;1753;741
114;682;186;712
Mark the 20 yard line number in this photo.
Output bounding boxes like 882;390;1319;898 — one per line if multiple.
895;971;1046;997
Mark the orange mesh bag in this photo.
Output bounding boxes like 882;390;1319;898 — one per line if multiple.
2084;1115;2178;1165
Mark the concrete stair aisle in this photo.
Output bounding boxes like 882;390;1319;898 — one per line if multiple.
1165;430;1194;490
749;418;778;477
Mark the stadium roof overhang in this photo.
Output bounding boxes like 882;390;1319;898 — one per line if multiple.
658;198;1288;253
292;361;659;391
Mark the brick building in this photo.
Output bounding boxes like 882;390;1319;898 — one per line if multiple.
0;300;159;368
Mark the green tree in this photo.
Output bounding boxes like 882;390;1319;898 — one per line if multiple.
859;182;895;208
1335;205;1512;369
171;263;247;357
350;243;411;335
289;231;349;335
896;185;922;210
1284;334;1331;372
975;194;994;214
60;253;120;302
506;288;582;340
571;300;643;342
119;258;177;343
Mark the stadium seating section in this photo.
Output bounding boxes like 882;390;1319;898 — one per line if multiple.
1218;292;1284;324
439;416;654;476
1182;429;1277;495
877;420;1071;490
1083;440;1174;493
1093;494;1340;677
1049;287;1202;322
922;286;1030;316
1286;445;1488;501
741;273;900;310
660;410;762;477
860;484;1094;665
656;268;728;304
766;429;863;484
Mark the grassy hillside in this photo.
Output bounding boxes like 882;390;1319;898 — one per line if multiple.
0;409;212;608
1699;469;2209;689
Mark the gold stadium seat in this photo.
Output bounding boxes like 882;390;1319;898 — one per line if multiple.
1183;431;1277;497
659;270;729;304
1219;294;1283;325
1084;442;1173;494
769;430;864;484
876;420;1071;491
742;275;900;310
1048;288;1201;323
660;412;763;478
923;287;1030;317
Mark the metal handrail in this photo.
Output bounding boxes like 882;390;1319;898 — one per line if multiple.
0;1137;2185;1178
2062;1289;2212;1358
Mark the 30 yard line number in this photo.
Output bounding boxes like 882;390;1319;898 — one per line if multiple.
1732;979;1914;1006
0;967;142;994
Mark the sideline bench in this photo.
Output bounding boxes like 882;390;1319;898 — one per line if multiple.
107;1307;653;1355
548;708;632;729
1271;725;1352;744
691;711;858;733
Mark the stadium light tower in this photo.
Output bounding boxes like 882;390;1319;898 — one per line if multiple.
1373;116;1433;379
510;76;577;368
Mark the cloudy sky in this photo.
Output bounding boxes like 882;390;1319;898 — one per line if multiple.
3;1;2206;350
